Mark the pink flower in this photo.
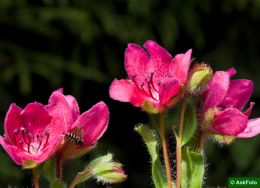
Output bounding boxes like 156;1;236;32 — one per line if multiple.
0;101;66;166
49;90;109;159
109;40;192;111
202;68;260;138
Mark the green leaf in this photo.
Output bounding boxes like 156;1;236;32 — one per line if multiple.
182;101;197;146
135;124;169;188
181;147;204;188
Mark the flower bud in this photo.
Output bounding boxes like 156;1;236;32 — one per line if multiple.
94;161;127;183
71;153;127;186
188;64;213;94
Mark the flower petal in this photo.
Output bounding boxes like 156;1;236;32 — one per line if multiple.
124;43;149;86
21;102;51;133
4;104;22;143
159;79;180;106
143;40;173;83
244;102;255;117
65;95;80;122
203;71;230;112
211;108;248;136
72;102;109;146
237;118;260;138
109;79;151;107
46;90;74;144
46;90;73;133
221;79;253;110
171;49;192;84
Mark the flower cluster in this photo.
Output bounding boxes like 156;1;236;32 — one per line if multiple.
108;40;260;188
1;40;260;188
110;40;260;140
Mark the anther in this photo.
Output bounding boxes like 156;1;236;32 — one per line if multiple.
44;129;49;135
14;129;19;134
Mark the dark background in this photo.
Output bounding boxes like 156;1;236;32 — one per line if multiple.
0;0;260;187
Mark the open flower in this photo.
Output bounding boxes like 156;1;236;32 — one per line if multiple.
0;100;66;167
202;68;260;138
49;90;109;159
109;40;192;112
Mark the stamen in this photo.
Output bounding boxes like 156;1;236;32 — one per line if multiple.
21;127;29;145
36;135;43;151
43;129;50;149
27;133;33;153
19;140;26;151
13;129;20;148
149;73;159;92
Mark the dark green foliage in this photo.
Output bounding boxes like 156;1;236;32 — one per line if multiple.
0;0;260;187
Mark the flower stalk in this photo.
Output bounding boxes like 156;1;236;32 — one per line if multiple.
32;168;39;188
56;154;63;181
159;113;172;188
176;95;187;188
198;131;206;153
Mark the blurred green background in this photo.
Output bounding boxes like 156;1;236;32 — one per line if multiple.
0;0;260;187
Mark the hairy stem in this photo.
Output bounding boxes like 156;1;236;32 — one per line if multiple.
56;154;63;181
159;113;172;188
32;168;39;188
176;96;187;188
198;131;206;153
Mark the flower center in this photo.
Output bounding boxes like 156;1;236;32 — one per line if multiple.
132;72;160;101
13;127;50;155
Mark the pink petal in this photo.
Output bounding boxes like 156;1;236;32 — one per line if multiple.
203;71;230;112
159;79;180;106
21;102;51;133
237;118;260;138
211;108;248;136
124;43;149;86
143;40;173;83
227;68;236;77
171;49;192;84
109;79;152;107
4;104;22;143
65;95;80;122
244;102;255;117
72;102;109;146
221;79;253;110
46;90;74;143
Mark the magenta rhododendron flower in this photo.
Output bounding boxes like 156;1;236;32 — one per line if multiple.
202;68;260;138
109;40;192;111
50;90;109;159
0;101;66;166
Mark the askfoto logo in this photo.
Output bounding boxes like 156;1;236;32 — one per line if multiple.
228;178;260;188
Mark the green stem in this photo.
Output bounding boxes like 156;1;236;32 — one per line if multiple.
69;179;76;188
159;113;172;188
198;131;206;153
56;154;63;181
176;96;187;188
32;168;39;188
